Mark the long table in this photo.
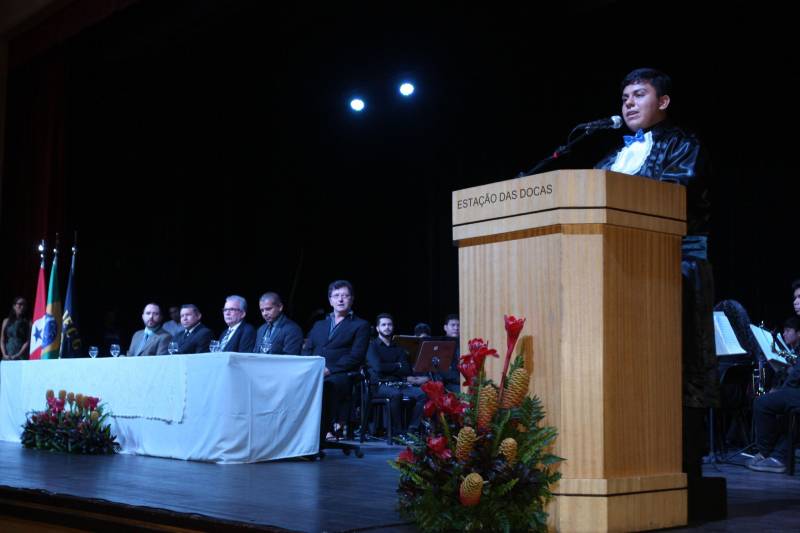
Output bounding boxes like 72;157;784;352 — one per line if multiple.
0;353;324;463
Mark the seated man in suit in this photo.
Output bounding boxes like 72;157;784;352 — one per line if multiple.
217;295;256;353
255;292;303;354
366;313;426;439
440;314;462;393
128;303;172;356
302;280;370;442
173;304;213;354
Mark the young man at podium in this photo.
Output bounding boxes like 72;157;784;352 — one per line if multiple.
597;68;720;515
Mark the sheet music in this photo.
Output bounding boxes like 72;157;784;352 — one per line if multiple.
713;312;746;356
749;324;789;365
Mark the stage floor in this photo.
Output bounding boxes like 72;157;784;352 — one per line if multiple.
1;440;799;532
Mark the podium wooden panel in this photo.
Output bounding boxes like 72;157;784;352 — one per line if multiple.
452;169;687;532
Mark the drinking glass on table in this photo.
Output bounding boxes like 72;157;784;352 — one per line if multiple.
167;341;179;355
88;346;99;358
110;344;121;357
260;341;272;354
209;340;220;353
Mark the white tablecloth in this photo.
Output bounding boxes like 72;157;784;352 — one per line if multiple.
0;353;324;463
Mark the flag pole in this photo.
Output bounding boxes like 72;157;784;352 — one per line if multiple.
60;232;79;358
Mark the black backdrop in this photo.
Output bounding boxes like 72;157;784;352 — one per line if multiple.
2;0;798;349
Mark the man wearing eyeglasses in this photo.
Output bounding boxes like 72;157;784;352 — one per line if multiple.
303;280;370;441
217;295;256;353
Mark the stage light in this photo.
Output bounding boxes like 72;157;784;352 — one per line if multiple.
399;82;415;96
350;98;365;112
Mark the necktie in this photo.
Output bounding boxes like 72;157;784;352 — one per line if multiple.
139;333;150;355
184;329;190;338
623;128;645;146
261;323;273;351
220;328;234;349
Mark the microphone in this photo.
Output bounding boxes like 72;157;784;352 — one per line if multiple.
575;115;623;131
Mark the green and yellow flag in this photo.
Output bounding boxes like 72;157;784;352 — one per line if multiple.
41;252;62;359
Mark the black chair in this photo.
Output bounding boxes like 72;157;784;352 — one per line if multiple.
359;374;414;445
321;370;364;458
711;362;756;461
787;407;800;475
358;373;396;445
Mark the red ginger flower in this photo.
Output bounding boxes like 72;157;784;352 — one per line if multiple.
426;435;452;460
504;315;526;354
498;315;526;405
47;397;65;414
86;397;100;411
397;447;416;463
468;338;489;352
459;339;499;387
458;356;479;386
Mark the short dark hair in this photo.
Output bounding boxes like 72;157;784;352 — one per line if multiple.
181;304;200;314
376;313;393;325
444;314;459;324
784;316;800;331
327;280;354;299
259;292;283;306
414;322;431;336
621;68;672;98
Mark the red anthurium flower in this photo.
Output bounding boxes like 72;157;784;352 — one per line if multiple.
427;435;452;460
423;400;437;418
398;447;416;463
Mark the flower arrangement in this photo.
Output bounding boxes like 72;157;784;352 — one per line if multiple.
21;389;119;455
391;315;562;532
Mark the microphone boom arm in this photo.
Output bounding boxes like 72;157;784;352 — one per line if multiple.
519;128;591;177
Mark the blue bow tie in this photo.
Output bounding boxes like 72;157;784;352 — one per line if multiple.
623;129;645;147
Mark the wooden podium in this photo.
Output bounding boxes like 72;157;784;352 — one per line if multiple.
452;169;688;532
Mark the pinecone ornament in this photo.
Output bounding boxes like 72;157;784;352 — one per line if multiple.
456;426;477;462
499;437;518;466
477;386;498;431
459;472;483;506
501;367;529;408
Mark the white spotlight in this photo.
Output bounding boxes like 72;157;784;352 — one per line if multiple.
399;82;415;96
350;98;365;112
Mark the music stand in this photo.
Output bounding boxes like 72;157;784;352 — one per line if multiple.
413;339;456;374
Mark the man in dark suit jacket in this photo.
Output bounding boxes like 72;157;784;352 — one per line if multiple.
173;304;213;354
254;292;303;354
302;280;370;442
217;295;256;353
128;303;172;356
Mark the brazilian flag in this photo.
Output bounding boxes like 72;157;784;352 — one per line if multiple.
41;252;61;359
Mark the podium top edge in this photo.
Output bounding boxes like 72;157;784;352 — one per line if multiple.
451;169;685;227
